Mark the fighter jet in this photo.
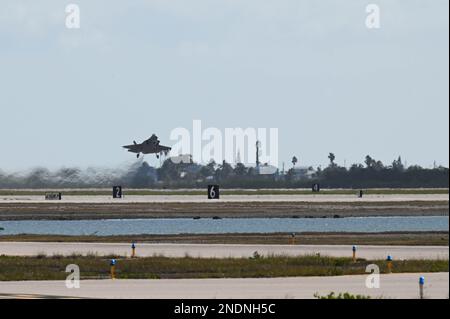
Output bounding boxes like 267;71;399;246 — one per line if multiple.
123;134;171;159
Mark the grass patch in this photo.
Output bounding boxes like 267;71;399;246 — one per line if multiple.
0;232;447;246
314;292;371;299
0;255;447;281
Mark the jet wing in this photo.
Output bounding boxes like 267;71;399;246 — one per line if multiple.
123;140;138;149
158;144;171;151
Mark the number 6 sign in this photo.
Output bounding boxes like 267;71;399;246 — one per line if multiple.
208;185;220;199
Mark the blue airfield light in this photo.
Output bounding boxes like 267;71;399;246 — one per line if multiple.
419;276;425;285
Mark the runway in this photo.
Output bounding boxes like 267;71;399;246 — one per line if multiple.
1;242;448;260
1;193;448;203
1;194;447;220
0;273;448;299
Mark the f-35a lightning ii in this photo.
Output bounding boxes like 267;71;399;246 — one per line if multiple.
123;134;172;159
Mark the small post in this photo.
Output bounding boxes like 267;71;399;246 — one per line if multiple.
131;242;136;258
352;245;357;262
110;259;116;280
386;255;393;273
419;276;425;299
290;233;296;245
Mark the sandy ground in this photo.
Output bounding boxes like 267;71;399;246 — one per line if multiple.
1;242;448;260
0;273;448;299
1;194;448;203
1;194;448;220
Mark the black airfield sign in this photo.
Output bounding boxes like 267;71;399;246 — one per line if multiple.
45;192;62;200
113;186;123;199
312;183;320;192
208;185;220;199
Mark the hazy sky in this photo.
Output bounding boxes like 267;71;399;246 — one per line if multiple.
0;0;448;171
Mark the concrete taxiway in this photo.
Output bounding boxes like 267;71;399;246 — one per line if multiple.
0;273;448;299
1;193;448;203
0;242;448;260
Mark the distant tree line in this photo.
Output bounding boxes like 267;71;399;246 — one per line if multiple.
154;154;448;189
315;154;449;188
0;154;448;189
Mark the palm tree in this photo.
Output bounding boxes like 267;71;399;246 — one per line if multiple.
292;156;298;168
328;153;336;167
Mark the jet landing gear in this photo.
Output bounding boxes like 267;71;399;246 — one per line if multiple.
156;150;169;159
